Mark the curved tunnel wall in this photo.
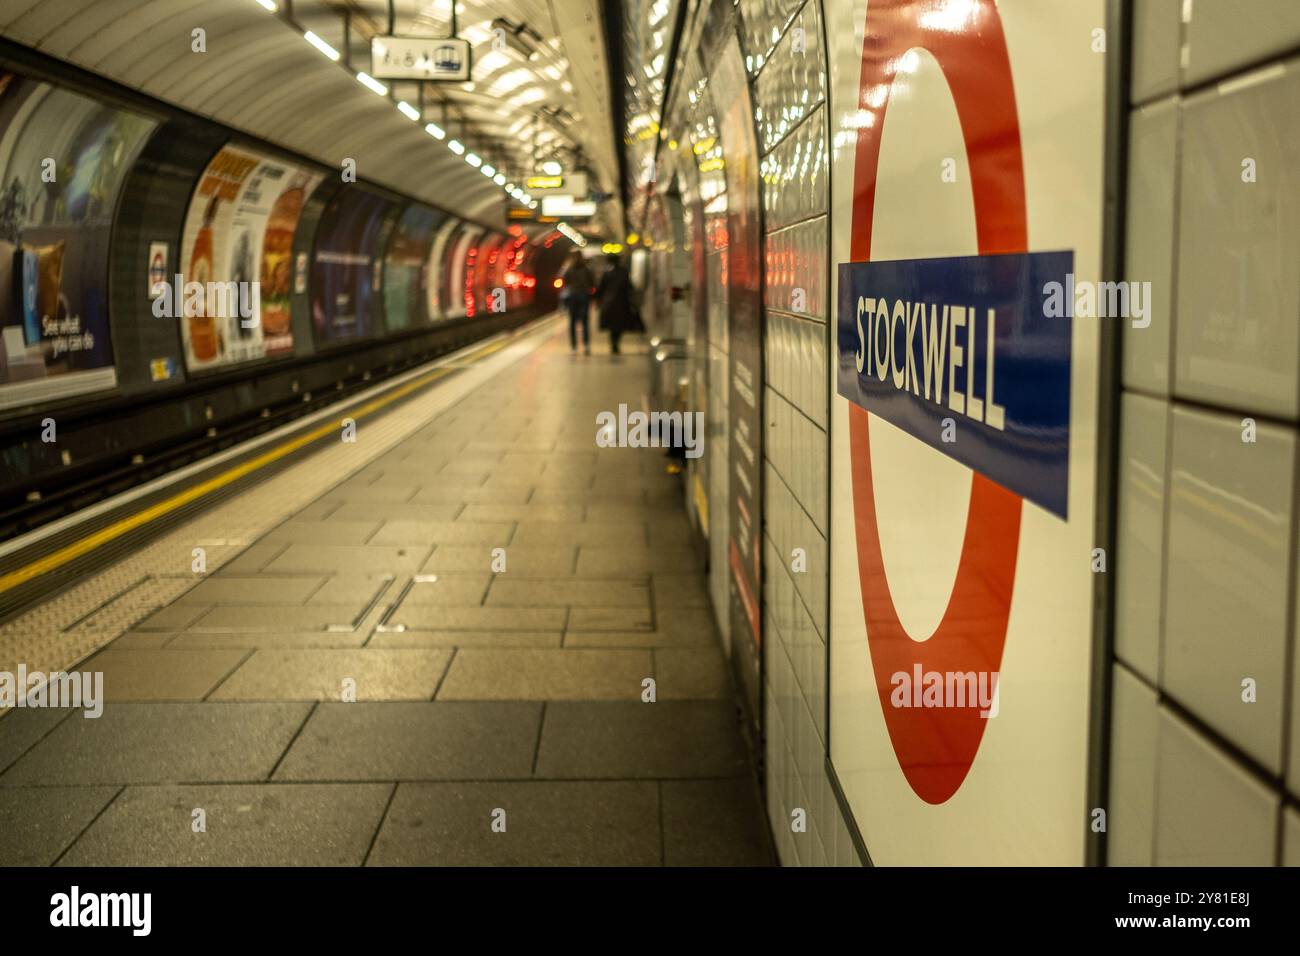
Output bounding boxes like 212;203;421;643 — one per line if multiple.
0;49;560;527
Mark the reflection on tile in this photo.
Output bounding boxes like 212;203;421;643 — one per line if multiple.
1122;100;1177;394
1114;394;1168;682
1183;0;1300;86
1174;63;1300;419
1108;665;1158;866
1153;709;1277;865
1164;407;1294;771
1130;0;1182;102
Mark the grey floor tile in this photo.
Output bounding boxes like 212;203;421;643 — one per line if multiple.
370;520;514;547
0;708;76;774
264;544;430;574
535;701;749;779
412;486;533;505
654;647;732;699
191;605;373;632
0;786;120;866
368;781;660;866
389;605;567;631
272;702;542;781
458;504;584;524
567;606;653;631
486;578;650;608
397;575;491;605
210;649;451;701
661;779;773;866
421;545;577;576
58;783;391;866
178;575;326;605
261;520;382;545
656;605;720;641
82;647;249;701
219;541;288;573
0;702;311;785
135;604;211;631
437;649;652;700
576;548;702;575
106;631;179;649
367;630;562;649
166;630;370;649
563;628;715;648
302;575;395;607
324;501;464;523
653;573;713;609
511;522;647;546
319;484;419;503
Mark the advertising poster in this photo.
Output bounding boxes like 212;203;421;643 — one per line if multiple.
827;0;1107;864
178;145;323;370
384;204;444;330
714;34;764;720
425;218;461;321
0;70;155;411
311;187;392;343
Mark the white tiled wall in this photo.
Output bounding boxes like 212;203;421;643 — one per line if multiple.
739;0;860;866
1111;5;1299;867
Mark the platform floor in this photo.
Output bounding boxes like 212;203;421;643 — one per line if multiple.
0;320;772;866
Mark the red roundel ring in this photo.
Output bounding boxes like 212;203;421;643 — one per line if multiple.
847;0;1027;804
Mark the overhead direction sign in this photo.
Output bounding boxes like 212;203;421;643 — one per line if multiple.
371;36;471;81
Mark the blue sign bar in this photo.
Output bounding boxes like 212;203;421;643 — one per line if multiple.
836;251;1074;519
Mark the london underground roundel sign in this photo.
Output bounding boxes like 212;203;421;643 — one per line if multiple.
843;0;1065;805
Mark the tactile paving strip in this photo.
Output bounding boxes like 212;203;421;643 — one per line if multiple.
0;322;557;696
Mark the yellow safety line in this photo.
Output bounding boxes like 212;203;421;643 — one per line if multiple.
0;335;514;595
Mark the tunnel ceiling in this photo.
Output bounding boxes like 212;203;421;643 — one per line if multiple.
0;0;622;238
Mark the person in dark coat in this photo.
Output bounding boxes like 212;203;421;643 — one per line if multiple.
595;254;635;355
559;251;594;353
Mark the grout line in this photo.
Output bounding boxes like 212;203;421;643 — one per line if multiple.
265;701;319;781
201;648;258;701
360;782;400;867
430;647;457;700
50;784;127;867
529;701;548;777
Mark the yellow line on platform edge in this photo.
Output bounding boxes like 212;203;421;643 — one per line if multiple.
0;336;513;596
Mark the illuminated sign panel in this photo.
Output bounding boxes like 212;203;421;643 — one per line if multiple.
371;36;471;81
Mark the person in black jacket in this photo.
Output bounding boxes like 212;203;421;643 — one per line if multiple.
559;251;594;353
595;254;635;354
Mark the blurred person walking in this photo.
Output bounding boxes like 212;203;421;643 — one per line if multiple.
595;254;636;355
560;251;595;354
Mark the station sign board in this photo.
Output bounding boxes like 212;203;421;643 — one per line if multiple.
371;36;471;81
827;0;1108;865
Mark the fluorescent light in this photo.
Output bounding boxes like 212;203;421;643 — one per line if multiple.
357;72;388;95
493;173;506;185
541;160;562;176
505;183;515;191
465;153;482;167
528;200;538;209
425;122;445;139
520;193;532;204
254;0;277;11
448;139;465;155
304;31;340;61
397;101;420;121
481;164;496;177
